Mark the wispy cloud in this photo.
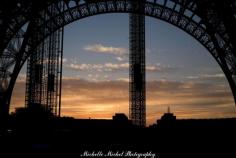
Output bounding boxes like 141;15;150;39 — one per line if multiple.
117;78;129;82
116;57;125;62
67;63;103;71
84;44;128;56
104;63;129;71
146;63;174;72
186;73;225;79
62;58;68;63
66;61;177;73
146;63;178;72
66;62;128;72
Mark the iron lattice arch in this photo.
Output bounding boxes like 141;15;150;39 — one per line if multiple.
0;0;236;119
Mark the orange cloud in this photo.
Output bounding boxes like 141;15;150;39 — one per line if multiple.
11;77;236;126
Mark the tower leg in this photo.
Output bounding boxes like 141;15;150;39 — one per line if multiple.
129;0;146;127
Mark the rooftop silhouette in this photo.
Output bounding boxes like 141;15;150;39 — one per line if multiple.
0;105;235;157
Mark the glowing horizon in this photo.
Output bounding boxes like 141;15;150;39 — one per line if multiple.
10;77;236;126
9;14;236;126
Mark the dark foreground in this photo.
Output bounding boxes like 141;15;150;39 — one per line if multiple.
1;115;236;158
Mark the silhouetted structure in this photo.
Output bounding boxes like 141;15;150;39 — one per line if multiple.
113;113;129;122
72;113;132;129
25;5;64;116
2;110;236;157
1;0;236;128
129;0;146;127
158;107;176;124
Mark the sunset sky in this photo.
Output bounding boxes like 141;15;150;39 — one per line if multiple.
11;14;236;126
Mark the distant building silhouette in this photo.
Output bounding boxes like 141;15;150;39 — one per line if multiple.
56;113;133;129
157;107;176;126
12;103;54;119
113;113;129;122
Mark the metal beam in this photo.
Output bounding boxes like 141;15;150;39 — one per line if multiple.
129;0;146;127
